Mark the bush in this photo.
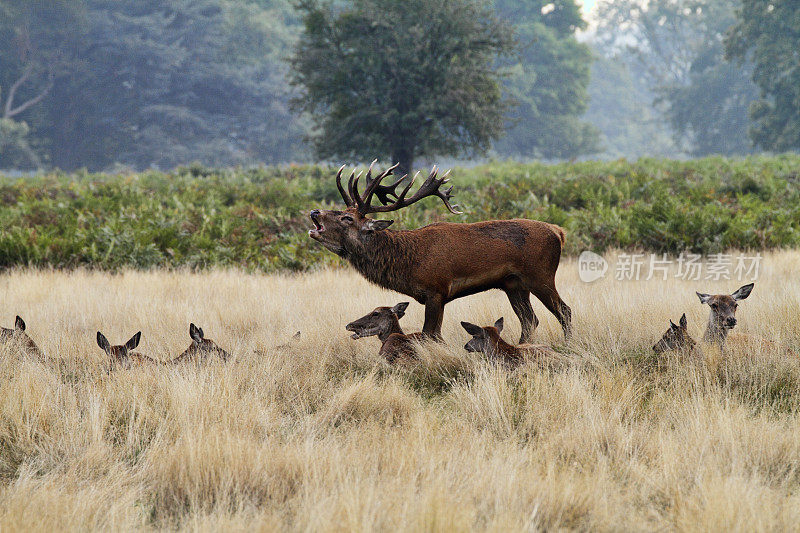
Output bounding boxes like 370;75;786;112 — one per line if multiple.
2;156;800;271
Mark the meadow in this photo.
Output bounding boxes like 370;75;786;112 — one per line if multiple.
2;251;800;531
3;155;800;271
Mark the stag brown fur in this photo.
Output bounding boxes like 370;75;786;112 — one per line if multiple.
461;317;563;369
0;315;43;359
345;302;425;363
309;162;571;342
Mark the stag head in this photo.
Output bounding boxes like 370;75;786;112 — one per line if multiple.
308;161;460;257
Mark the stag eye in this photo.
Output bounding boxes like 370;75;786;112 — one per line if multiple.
341;215;354;223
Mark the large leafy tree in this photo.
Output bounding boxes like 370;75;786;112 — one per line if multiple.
726;0;800;152
37;0;305;170
290;0;514;175
596;0;758;156
493;0;599;159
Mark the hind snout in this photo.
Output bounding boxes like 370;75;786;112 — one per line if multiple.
725;317;737;328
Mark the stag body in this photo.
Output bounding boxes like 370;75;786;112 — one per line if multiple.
345;302;425;363
309;163;571;342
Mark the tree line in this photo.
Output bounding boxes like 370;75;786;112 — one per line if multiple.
1;0;798;172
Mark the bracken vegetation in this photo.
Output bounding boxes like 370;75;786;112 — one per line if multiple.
1;253;799;529
2;156;800;271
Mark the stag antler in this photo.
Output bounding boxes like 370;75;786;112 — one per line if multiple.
334;162;461;215
366;166;461;215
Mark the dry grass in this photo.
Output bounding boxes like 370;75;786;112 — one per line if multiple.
2;252;800;531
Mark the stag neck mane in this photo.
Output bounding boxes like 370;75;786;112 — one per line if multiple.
342;228;421;297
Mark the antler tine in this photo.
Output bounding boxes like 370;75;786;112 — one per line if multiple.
335;165;354;207
359;162;402;210
366;167;462;215
350;170;365;209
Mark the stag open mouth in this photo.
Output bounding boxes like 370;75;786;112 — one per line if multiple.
308;211;324;237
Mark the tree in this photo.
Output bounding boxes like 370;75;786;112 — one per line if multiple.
595;0;758;156
289;0;514;175
726;1;800;152
582;51;682;159
492;0;599;159
33;0;306;170
0;0;85;168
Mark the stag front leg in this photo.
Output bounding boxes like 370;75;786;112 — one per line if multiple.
422;294;445;341
505;289;538;343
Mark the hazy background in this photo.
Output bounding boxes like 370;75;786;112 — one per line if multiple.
0;0;793;172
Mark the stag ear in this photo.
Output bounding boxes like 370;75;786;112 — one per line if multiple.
460;321;484;337
493;317;504;333
679;313;687;329
14;316;25;331
126;331;141;351
364;219;394;232
189;323;203;343
732;283;754;301
696;291;711;304
97;332;111;352
391;302;410;318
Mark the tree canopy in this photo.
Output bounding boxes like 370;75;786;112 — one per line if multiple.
290;0;514;174
493;0;599;159
726;0;800;152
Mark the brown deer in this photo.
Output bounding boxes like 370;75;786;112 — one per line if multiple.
309;162;571;342
173;323;230;363
345;302;425;363
97;331;159;369
460;317;563;369
0;315;43;359
696;283;754;351
653;313;697;354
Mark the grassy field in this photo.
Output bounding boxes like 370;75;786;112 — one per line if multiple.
1;252;800;531
4;156;800;271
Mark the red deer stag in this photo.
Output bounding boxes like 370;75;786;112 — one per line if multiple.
0;315;43;359
308;163;572;342
460;317;563;369
345;302;425;363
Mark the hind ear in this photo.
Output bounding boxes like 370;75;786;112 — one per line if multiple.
696;291;711;304
14;316;25;331
493;317;504;333
679;313;687;329
97;332;110;352
391;302;410;318
189;323;203;343
461;321;484;337
126;331;141;351
669;319;678;329
732;283;754;301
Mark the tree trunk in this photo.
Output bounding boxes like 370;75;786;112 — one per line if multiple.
392;146;414;177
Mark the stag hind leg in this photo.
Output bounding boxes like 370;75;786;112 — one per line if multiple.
505;288;539;343
530;283;572;340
